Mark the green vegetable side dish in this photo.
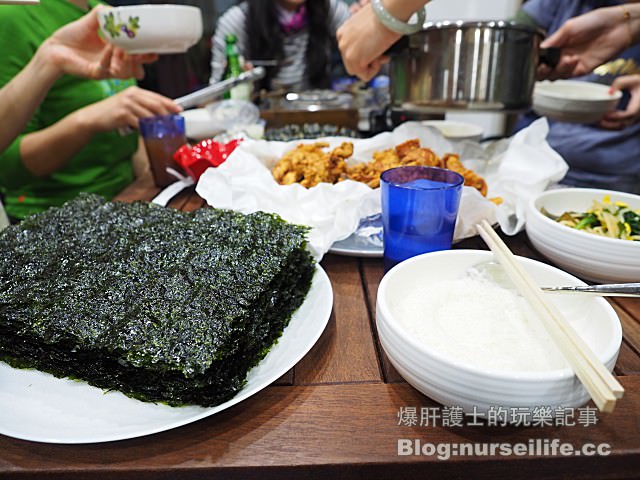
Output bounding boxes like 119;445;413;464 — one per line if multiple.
103;12;140;39
541;195;640;241
0;193;316;407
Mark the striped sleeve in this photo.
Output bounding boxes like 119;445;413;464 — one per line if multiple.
328;0;351;33
210;4;249;83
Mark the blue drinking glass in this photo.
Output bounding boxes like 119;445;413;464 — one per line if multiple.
381;166;464;271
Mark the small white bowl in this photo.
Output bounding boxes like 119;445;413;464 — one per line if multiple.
532;80;622;124
526;188;640;283
98;5;202;54
376;249;622;414
421;120;484;141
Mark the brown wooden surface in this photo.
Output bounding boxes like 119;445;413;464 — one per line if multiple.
1;181;639;480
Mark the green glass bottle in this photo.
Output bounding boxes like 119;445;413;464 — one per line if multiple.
222;33;250;101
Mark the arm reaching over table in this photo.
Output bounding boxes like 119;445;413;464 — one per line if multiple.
0;0;179;221
0;5;158;153
337;0;430;81
538;3;640;80
19;86;180;178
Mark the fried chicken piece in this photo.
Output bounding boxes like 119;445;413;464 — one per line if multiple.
273;138;490;197
272;141;352;188
443;153;488;196
370;148;400;172
345;162;381;188
346;140;444;188
399;146;442;167
394;139;422;158
327;142;353;181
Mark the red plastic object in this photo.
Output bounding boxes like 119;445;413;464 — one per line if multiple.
173;138;242;182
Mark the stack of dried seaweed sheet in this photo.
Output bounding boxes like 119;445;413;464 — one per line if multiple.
0;193;315;407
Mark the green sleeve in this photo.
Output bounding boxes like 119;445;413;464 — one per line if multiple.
0;6;46;188
0;139;36;188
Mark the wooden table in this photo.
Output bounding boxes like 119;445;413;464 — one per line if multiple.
1;178;639;479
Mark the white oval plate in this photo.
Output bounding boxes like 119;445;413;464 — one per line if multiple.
0;266;332;444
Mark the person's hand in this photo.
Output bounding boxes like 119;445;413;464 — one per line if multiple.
76;86;181;133
538;5;637;80
599;74;640;130
40;5;158;81
337;3;400;81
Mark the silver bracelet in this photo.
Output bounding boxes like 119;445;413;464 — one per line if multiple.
371;0;426;35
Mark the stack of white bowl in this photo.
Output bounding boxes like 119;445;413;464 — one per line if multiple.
526;188;640;283
376;250;622;415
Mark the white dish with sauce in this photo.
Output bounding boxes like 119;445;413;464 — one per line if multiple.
376;249;622;415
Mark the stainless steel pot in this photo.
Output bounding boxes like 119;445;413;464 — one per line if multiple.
389;20;559;112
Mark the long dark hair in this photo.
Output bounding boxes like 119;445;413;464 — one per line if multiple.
244;0;334;90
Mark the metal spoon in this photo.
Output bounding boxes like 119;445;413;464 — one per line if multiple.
467;261;640;297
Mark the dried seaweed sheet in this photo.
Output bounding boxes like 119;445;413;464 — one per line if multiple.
0;193;315;407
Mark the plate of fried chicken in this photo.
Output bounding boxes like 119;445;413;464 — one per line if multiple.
195;119;568;260
270;138;494;257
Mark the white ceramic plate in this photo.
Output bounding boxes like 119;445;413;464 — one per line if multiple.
329;214;383;258
327;215;476;258
0;266;332;444
330;236;382;257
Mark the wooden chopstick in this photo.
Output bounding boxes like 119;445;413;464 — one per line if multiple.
476;220;624;412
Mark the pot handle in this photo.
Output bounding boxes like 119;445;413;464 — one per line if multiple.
539;47;561;68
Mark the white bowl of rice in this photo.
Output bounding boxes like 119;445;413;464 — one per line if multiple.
526;188;640;283
376;249;622;415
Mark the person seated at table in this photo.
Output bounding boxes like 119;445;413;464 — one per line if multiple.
0;5;159;154
210;0;351;93
0;0;182;221
512;0;640;194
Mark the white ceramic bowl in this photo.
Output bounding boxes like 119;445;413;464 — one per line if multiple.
526;188;640;283
376;249;622;414
421;120;484;141
98;5;202;54
532;80;622;124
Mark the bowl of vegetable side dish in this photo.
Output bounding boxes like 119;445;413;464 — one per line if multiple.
376;250;622;416
526;188;640;283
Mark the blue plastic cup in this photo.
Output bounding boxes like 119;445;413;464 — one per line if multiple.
139;114;186;187
381;166;464;271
